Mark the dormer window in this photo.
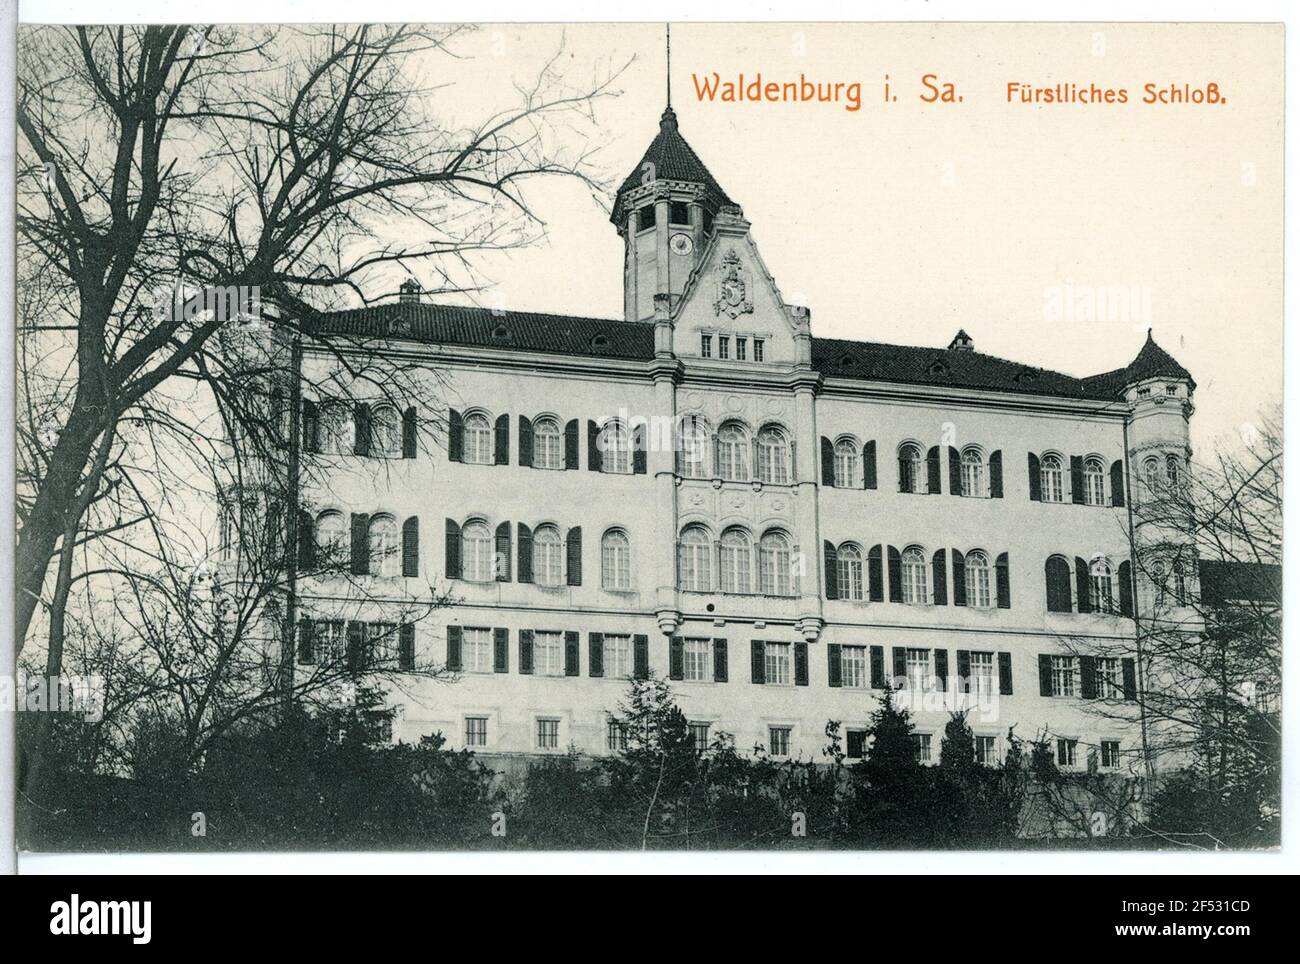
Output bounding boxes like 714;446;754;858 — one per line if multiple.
638;204;657;232
670;201;690;226
927;360;949;377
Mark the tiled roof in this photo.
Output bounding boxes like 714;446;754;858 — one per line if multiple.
305;302;1159;402
1198;560;1281;607
1081;330;1196;395
612;108;733;225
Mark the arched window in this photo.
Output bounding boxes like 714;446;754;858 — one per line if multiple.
1045;555;1073;612
759;530;793;596
719;528;753;594
902;547;928;604
1143;456;1161;495
965;550;992;608
834;438;860;488
315;510;346;564
1165;454;1181;490
1172;558;1187;605
321;403;353;455
678;416;708;479
837;544;864;601
371;406;400;457
462;520;493;582
368;514;400;577
898;443;923;494
757;426;791;484
1090;557;1114;613
961;447;986;498
533;416;563;470
1041;454;1065;503
600;420;632;474
1083;457;1106;506
463;412;493;464
678;526;712;592
601;529;631;590
716;423;750;482
533;524;563;586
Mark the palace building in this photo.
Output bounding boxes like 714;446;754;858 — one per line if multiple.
282;104;1197;770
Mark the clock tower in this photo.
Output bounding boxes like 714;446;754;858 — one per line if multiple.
612;106;733;322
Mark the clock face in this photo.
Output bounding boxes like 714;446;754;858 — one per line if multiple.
670;232;694;256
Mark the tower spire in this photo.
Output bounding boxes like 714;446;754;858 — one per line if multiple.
665;22;672;108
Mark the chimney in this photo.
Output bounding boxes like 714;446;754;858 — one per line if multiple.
948;328;975;352
398;279;422;304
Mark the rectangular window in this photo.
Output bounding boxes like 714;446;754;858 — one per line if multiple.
975;735;998;765
1096;657;1121;699
462;627;492;673
606;718;627;753
1056;737;1078;768
313;619;345;665
638;204;656;231
533;631;564;677
465;716;488;747
753;338;765;362
536;718;560;750
604;634;632;679
1100;739;1121;768
912;733;932;763
841;645;868;689
670;200;690;225
1137;386;1151;398
845;729;867;759
700;334;712;358
970;651;996;697
367;622;397;664
764;642;792;686
769;726;792;757
683;638;712;682
718;336;730;360
689;722;710;752
735;337;747;361
905;648;932;691
1051;655;1076;697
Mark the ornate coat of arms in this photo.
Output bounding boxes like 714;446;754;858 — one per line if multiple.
713;248;754;319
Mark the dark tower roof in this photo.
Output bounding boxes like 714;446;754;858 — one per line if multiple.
1081;329;1196;395
610;107;733;226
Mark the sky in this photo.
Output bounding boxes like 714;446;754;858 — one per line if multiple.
395;22;1282;457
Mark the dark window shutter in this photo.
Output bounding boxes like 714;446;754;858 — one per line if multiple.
823;540;838;600
934;648;949;691
863;440;877;489
494;522;512;582
519;629;534;675
1046;556;1072;612
448;409;463;462
632;424;647;474
564;631;580;676
297;509;315;570
870;645;885;689
354;402;372;456
518;415;534;466
998;652;1013;695
867;544;884;602
1070;455;1085;504
1110;459;1126;507
1028;452;1042;501
713;638;728;682
402;407;417;458
1080;655;1097;699
587;420;602;472
995;552;1011;609
346;620;366;673
1119;560;1134;617
446;625;462;672
302;399;320;453
827;643;842;687
932;549;948;605
1038;654;1053;696
989;449;1003;498
399;623;415;671
926;445;942;494
566;527;582;586
892;646;906;686
350;513;370;575
948;446;963;496
493;413;509;465
1122;658;1138;700
297;619;315;664
956;649;971;693
669;636;684;680
633;634;649;679
951;549;966;606
517;523;533;583
444;518;462;579
494;628;509;673
887;545;903;603
402;515;419;577
588;632;604;677
1075;556;1091;613
751;640;766;684
564;419;579;469
820;437;835;487
794;642;809;686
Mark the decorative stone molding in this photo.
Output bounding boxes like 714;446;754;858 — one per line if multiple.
794;616;824;643
655;608;682;635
